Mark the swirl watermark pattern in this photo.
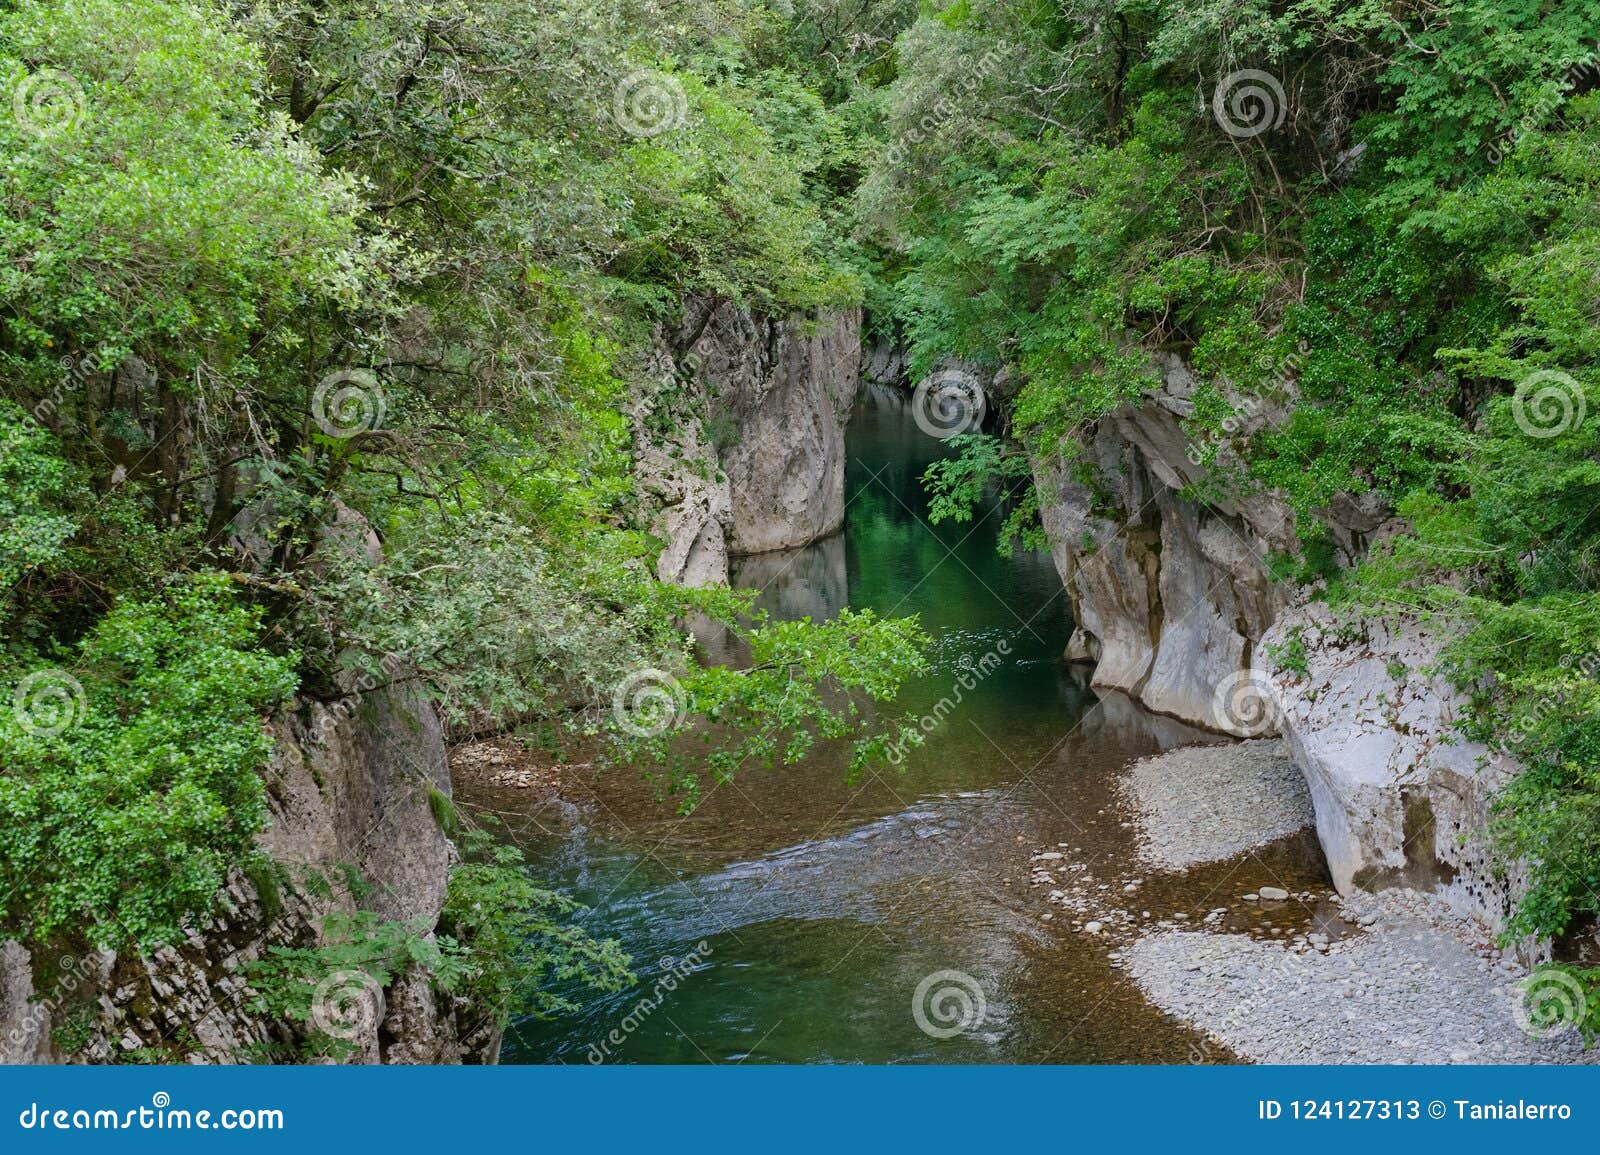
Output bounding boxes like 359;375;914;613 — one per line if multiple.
1212;70;1286;139
587;941;713;1063
312;369;386;438
1513;968;1587;1041
911;367;986;440
886;640;1011;765
612;70;687;138
612;668;688;738
912;969;986;1039
1512;369;1585;439
11;68;86;138
11;669;87;738
309;969;384;1041
1210;668;1282;737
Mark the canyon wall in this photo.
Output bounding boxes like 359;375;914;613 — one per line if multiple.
634;298;862;587
1;682;485;1064
1030;355;1301;734
1031;354;1527;935
1257;608;1529;941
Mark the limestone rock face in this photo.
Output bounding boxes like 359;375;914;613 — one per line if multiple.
634;298;862;586
862;336;907;390
729;533;847;624
631;340;734;589
1030;355;1305;733
0;683;492;1065
1258;607;1527;936
1029;351;1527;942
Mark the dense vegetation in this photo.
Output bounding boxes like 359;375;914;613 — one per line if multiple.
867;0;1600;991
0;0;928;1055
5;0;1600;1055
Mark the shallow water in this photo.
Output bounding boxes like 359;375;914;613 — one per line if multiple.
489;389;1329;1063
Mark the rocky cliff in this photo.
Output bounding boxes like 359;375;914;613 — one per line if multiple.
1030;353;1528;936
1029;354;1303;734
634;298;862;587
1257;607;1530;942
0;683;487;1065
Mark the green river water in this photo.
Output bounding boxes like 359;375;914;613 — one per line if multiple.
480;388;1330;1063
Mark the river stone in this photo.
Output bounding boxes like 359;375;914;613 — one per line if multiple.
1258;886;1289;901
1117;890;1598;1065
1122;740;1312;869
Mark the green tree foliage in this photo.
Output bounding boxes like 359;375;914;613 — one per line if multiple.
0;574;297;948
621;601;931;809
440;842;633;1029
0;404;76;590
859;0;1600;963
0;0;929;1046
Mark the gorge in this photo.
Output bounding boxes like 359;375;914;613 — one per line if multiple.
3;0;1599;1069
477;316;1579;1063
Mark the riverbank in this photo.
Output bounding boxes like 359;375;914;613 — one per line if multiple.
1122;740;1314;870
1097;741;1596;1065
1118;887;1595;1064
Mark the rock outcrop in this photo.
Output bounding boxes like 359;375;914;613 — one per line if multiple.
1257;607;1528;939
634;298;862;586
1030;355;1302;733
1030;354;1529;936
0;683;492;1065
1030;354;1404;734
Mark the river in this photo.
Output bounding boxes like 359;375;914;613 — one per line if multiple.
486;387;1328;1063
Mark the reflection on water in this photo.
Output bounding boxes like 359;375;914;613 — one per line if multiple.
731;533;847;624
493;393;1320;1064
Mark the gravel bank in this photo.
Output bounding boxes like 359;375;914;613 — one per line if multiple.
1116;889;1597;1064
1122;740;1315;870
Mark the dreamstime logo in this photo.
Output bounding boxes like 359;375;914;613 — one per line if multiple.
911;367;986;440
1512;369;1585;439
11;669;86;738
912;969;986;1039
612;70;687;138
611;668;688;738
1210;668;1282;737
1184;340;1308;467
1483;40;1600;165
1512;968;1587;1041
311;369;386;438
1211;69;1286;138
1486;648;1600;770
11;68;86;138
885;641;1011;765
882;41;1017;167
5;953;93;1057
309;969;383;1041
587;941;713;1063
307;649;409;748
